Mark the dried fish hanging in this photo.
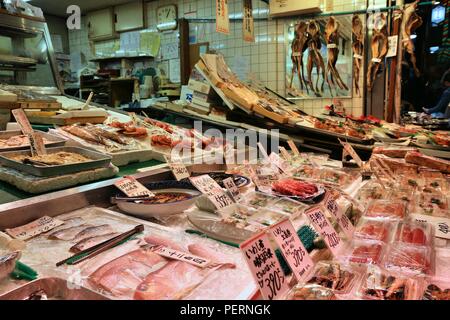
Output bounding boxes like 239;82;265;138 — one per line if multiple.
352;15;364;97
306;20;326;95
325;16;349;96
289;22;310;94
401;0;423;77
367;13;389;91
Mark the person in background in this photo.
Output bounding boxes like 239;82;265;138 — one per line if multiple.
423;70;450;118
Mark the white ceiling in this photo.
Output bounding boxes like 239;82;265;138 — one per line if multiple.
30;0;140;17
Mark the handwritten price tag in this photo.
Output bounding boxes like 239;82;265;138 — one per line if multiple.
114;176;155;198
6;216;64;241
287;140;300;155
215;0;230;34
305;206;344;256
164;155;190;181
12;108;46;156
339;139;363;167
151;245;211;268
223;177;242;202
269;218;314;282
279;147;291;161
323;191;355;239
190;174;233;209
269;152;291;174
240;231;289;300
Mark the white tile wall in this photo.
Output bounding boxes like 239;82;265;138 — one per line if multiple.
68;0;384;117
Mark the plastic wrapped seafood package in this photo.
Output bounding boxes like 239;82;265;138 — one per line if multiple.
383;243;433;276
291;165;316;180
388;187;414;204
355;181;386;203
345;239;385;266
353;217;394;243
409;192;449;218
241;191;278;209
317;168;360;190
364;200;407;220
393;221;433;247
266;197;308;219
358;265;425;300
399;175;425;189
282;284;337;300
422;281;450;300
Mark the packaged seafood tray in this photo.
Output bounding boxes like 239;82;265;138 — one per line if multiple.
282;284;337;300
358;265;425;300
0;130;66;152
422;280;450;300
9;206;257;300
304;261;360;295
409;192;449;218
346;239;385;265
271;178;325;203
422;176;448;194
388;187;414;203
353;217;393;243
291;165;316;180
267;197;308;218
398;175;425;189
355;181;385;203
316;168;360;189
383;244;433;276
393;221;433;247
0;146;112;177
364;200;407;220
241;191;278;209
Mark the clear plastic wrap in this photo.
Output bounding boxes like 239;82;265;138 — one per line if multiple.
409;192;449;217
242;191;277;209
291;165;315;180
317;168;359;189
358;265;425;300
283;284;336;300
305;261;359;294
422;281;450;300
347;239;385;265
383;244;432;276
365;200;407;220
355;182;385;203
394;221;433;247
268;197;307;218
388;187;414;203
354;217;392;243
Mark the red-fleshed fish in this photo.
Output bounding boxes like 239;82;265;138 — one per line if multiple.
70;233;119;253
0;251;21;281
88;245;168;297
48;224;92;241
73;225;114;242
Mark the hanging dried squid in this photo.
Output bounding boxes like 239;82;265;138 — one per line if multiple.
352;15;364;96
367;13;389;91
289;21;310;94
306;20;326;95
401;0;422;77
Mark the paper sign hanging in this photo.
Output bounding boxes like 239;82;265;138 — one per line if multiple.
386;35;398;58
243;0;254;42
223;177;242;202
190;174;234;209
304;206;344;256
323;191;355;239
114;176;155;198
269;218;314;282
216;0;230;34
240;231;289;300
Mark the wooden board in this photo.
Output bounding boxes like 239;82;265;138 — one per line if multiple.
26;115;107;126
252;104;289;124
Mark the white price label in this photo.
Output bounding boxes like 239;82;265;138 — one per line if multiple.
190;174;234;209
223;177;242;202
165;155;190;181
6;216;64;241
323;191;355;239
269;152;291;174
114;176;155;198
386;35;398;58
151;245;211;268
339;139;363;167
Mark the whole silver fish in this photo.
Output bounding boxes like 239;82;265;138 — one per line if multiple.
48;224;92;241
73;225;114;242
0;251;21;281
46;217;85;235
70;233;119;253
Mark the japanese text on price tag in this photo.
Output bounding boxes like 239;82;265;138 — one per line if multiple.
305;206;344;256
240;232;289;300
339;139;363;167
151;245;211;268
164;155;190;181
269;218;314;281
279;147;291;161
114;176;155;197
269;152;291;174
190;174;233;209
323;191;355;239
6;216;64;240
287;140;300;155
215;0;230;34
223;177;242;202
12;108;46;156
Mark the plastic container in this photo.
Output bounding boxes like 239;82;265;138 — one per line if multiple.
358;265;425;300
305;261;359;294
242;191;278;209
291;165;315;180
347;239;385;265
317;168;356;188
383;244;432;276
394;221;433;247
409;192;449;217
354;218;393;243
355;182;385;203
365;200;407;220
283;284;336;300
388;187;414;204
268;197;307;218
422;281;450;300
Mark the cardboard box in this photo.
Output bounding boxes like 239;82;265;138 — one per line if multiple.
188;79;212;95
269;0;322;17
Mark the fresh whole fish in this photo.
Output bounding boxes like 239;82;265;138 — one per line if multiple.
44;217;85;235
70;233;119;253
62;125;105;145
85;125;127;145
0;251;21;281
73;225;114;242
48;224;91;241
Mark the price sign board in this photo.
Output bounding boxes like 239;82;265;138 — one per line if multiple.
223;177;242;202
240;231;289;300
279;147;291;161
164;155;190;181
190;174;233;209
216;0;230;34
12;108;46;156
287;140;300;155
151;245;211;268
6;216;64;241
339;139;363;167
114;176;155;198
323;191;355;239
305;206;344;256
269;152;291;174
243;0;254;42
269;218;314;282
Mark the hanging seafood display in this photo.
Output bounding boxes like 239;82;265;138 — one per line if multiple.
401;0;423;77
306;20;327;96
324;16;349;96
289;21;310;94
352;15;364;96
367;13;389;91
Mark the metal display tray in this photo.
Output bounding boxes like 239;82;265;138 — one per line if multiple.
0;130;66;152
0;278;109;300
0;146;112;177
